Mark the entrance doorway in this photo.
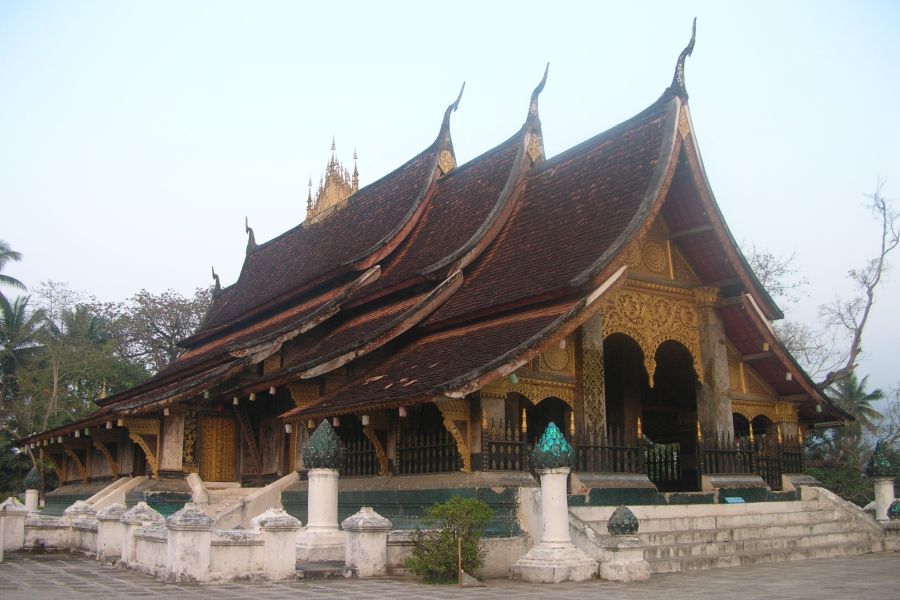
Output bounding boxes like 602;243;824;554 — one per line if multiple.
639;340;699;491
524;397;570;444
199;415;237;481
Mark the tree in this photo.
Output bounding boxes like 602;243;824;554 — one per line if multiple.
817;181;899;390
0;240;25;295
0;294;45;415
94;287;211;375
746;183;898;390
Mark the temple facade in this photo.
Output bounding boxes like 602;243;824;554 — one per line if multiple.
21;33;848;522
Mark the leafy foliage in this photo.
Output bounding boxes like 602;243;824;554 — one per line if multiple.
405;497;493;583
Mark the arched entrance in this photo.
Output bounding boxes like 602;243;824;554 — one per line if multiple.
733;413;751;437
642;340;699;491
524;397;571;445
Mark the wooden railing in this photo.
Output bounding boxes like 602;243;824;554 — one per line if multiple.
396;427;460;474
573;425;642;474
481;418;531;471
698;433;805;491
341;434;380;477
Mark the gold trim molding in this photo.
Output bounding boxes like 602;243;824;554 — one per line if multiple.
362;425;389;476
481;376;575;409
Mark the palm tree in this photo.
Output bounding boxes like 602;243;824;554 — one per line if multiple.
0;240;26;294
832;374;884;434
0;294;46;411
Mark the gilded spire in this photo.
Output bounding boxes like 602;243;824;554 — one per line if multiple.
671;18;697;100
245;216;257;255
306;138;358;222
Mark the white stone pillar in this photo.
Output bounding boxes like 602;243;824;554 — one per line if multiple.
252;508;302;580
342;507;392;576
296;468;345;561
25;490;39;513
96;503;127;563
510;423;596;583
874;477;895;523
121;502;164;566
307;468;339;530
539;468;572;544
0;498;29;553
165;503;213;582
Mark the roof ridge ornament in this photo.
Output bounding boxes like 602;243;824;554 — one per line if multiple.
671;18;697;100
211;266;221;297
245;216;258;255
526;63;549;163
528;62;550;121
437;82;465;175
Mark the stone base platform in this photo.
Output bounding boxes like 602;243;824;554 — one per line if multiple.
508;543;596;583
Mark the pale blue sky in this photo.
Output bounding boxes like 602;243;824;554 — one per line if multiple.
1;1;898;393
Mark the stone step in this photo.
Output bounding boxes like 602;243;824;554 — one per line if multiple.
295;560;356;579
644;530;878;561
648;540;877;573
636;519;860;546
587;508;840;534
571;500;819;524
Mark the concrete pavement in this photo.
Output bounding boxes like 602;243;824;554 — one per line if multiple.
1;552;898;599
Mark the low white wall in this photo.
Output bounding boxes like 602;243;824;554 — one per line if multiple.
133;526;169;577
209;529;265;578
24;515;69;550
71;519;98;555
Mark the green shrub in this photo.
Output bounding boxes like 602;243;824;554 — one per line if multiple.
405;497;493;583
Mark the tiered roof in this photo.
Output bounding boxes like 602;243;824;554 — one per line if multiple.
21;24;846;446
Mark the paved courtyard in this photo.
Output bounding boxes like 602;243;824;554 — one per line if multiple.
1;552;898;599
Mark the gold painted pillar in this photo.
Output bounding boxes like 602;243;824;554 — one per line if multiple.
580;313;606;434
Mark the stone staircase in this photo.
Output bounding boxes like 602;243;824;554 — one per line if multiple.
570;487;885;573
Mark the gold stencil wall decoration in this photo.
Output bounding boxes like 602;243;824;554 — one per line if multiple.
182;409;199;473
581;347;605;431
539;342;574;375
599;286;702;385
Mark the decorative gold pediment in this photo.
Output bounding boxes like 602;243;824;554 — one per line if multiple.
598;285;703;384
538;340;575;376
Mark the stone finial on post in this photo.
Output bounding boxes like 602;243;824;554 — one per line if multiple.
252;508;303;580
342;507;392;576
510;422;596;583
297;420;346;561
599;506;650;582
96;503;127;563
165;503;214;582
866;440;895;523
121;502;164;566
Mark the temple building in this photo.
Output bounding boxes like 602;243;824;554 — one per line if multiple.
21;30;849;530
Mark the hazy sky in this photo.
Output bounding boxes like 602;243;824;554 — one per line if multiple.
2;2;898;394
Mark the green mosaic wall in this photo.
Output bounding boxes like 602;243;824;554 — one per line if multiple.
283;487;521;537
